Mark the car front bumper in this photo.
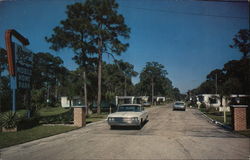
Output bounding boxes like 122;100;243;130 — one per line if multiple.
173;106;185;110
107;117;140;126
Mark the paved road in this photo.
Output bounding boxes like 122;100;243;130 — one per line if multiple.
1;104;250;160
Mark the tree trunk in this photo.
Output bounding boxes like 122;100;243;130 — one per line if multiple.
124;77;127;96
97;24;103;114
0;71;2;112
97;44;102;114
55;78;58;102
151;78;154;106
83;71;88;115
47;83;49;107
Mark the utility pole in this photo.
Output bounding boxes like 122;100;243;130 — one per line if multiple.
151;78;154;106
215;73;218;95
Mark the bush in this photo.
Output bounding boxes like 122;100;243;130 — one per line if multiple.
18;117;39;130
200;102;206;108
205;107;217;113
39;108;73;124
1;112;18;129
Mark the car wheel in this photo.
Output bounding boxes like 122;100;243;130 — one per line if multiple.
136;120;142;130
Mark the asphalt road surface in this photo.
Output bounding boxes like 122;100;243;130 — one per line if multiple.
1;104;250;160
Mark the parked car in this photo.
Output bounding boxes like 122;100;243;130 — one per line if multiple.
142;102;151;107
173;101;186;111
90;102;117;113
107;104;148;129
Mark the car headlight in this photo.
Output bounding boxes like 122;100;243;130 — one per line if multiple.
131;117;138;121
108;117;114;121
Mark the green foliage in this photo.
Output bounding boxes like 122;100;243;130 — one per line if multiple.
0;48;10;112
46;0;131;113
0;48;7;72
205;107;217;113
192;58;250;95
39;108;73;124
17;117;40;130
102;60;137;98
200;102;206;108
31;89;46;109
192;29;250;96
0;76;11;112
1;112;18;129
230;29;250;58
135;61;181;100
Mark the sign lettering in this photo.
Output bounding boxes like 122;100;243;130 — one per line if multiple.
13;43;33;89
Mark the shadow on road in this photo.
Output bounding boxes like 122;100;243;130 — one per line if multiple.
187;130;245;138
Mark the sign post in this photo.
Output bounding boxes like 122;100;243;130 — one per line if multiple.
5;29;31;113
10;77;17;112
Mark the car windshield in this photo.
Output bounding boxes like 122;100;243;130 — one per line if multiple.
175;102;184;105
117;105;141;112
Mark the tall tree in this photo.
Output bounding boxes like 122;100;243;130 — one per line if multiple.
230;29;250;58
140;62;168;104
46;0;130;113
32;52;65;107
116;60;138;96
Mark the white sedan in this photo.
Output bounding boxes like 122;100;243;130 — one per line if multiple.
173;101;186;111
107;104;148;129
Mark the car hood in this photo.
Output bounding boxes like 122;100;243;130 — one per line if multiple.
108;112;142;118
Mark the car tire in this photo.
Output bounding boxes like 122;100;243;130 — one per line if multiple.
139;119;144;129
110;126;114;130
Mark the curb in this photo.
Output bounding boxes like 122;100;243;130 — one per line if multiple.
86;119;106;127
198;110;232;130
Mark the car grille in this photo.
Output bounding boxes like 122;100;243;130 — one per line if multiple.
113;117;131;122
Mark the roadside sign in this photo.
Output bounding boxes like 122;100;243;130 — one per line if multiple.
13;43;33;89
5;29;31;112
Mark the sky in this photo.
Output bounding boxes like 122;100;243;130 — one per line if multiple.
0;0;249;93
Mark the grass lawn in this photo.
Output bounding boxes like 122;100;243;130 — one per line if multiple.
206;113;232;126
2;107;70;118
86;113;108;124
0;125;78;149
0;108;109;149
199;109;232;126
237;129;250;138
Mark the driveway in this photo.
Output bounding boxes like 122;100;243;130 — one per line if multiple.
1;104;249;160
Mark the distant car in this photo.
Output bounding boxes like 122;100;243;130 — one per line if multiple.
142;102;151;107
173;101;186;111
107;104;148;129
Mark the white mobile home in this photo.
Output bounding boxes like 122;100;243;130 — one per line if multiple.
196;94;249;112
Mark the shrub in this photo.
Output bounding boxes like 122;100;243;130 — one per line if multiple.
1;112;18;129
200;102;206;108
205;107;217;113
18;117;40;130
39;108;73;124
